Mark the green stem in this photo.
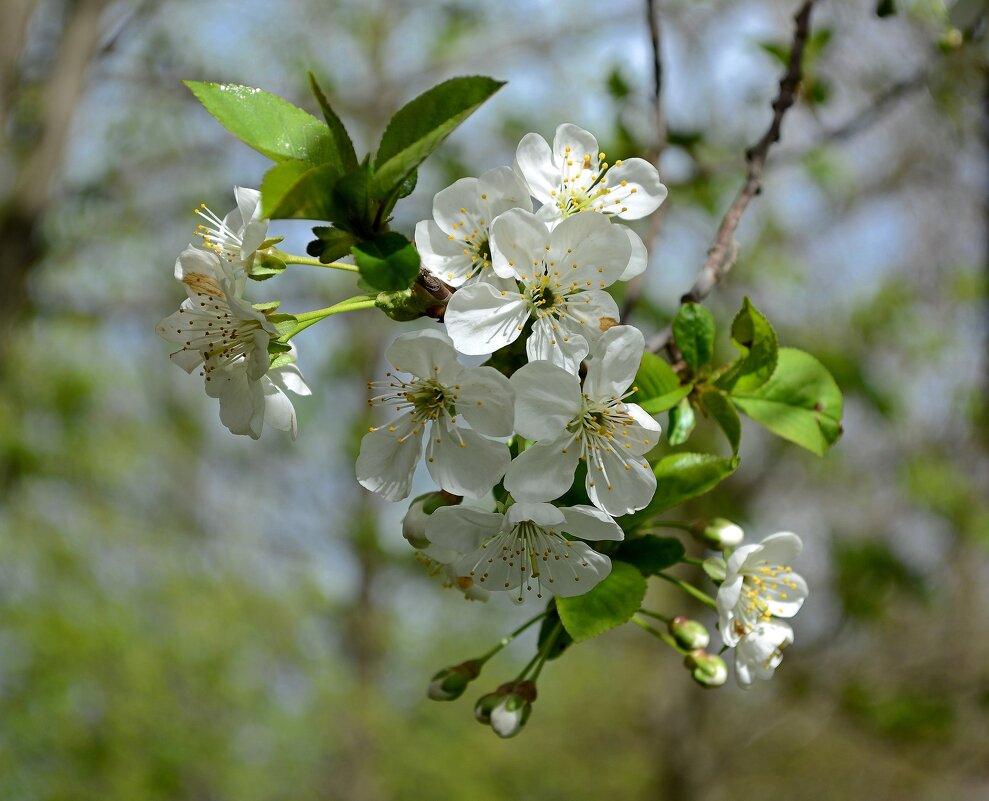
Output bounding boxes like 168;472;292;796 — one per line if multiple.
275;250;359;272
637;608;672;624
631;615;687;654
656;572;718;609
287;295;377;339
479;610;549;664
529;621;562;682
681;557;706;567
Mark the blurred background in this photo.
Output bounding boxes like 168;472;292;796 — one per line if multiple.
1;0;987;798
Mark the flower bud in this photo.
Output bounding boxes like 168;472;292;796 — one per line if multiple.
489;680;537;738
426;659;482;701
669;616;710;651
473;682;514;724
684;650;728;688
693;517;744;550
402;491;460;549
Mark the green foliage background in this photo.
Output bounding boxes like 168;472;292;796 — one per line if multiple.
0;0;986;799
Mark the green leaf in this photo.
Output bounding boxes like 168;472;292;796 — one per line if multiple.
307;226;358;264
331;166;373;236
537;604;573;661
639;385;692;415
632;351;679;401
673;303;716;370
702;556;727;583
698;390;741;454
667;397;696;446
184;81;336;165
262;163;342;220
307;72;358;172
556;561;647;643
615;536;685;576
730;347;843;456
371;76;505;199
624;453;739;530
352;232;421;292
397;169;418;199
260;161;312;217
717;296;778;392
876;0;896;16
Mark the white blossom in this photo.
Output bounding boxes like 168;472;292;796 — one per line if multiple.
425;501;622;602
414;167;531;288
156;247;309;439
733;620;794;688
514;123;667;280
193;186;268;273
355;329;514;502
504;326;661;516
444;209;630;372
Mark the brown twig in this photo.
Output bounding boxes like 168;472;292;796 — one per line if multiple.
620;0;668;321
647;0;818;353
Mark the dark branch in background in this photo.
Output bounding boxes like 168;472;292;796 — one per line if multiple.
647;0;818;353
619;0;668;321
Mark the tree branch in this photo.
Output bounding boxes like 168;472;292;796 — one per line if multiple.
647;0;818;353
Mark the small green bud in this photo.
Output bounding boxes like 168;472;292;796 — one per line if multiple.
669;616;710;651
473;682;514;724
489;680;537;738
427;659;482;702
684;650;728;688
376;283;444;322
938;27;963;51
694;517;744;550
402;491;460;549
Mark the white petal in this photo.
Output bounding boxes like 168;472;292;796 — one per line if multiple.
425;506;504;554
385;328;462;382
175;246;226;286
415;219;474;286
245;329;270;381
734;620;793;688
478;166;533;219
742;532;803;573
717;577;745;647
233;186;267;255
600;158;667;219
617;225;648;281
526;316;588;373
540;540;611;598
551;212;630;286
620;403;662;456
355;413;424;502
444;282;529;356
560;505;624;542
432;176;482;238
514;132;557;204
269;360;311;397
426;421;510;499
552;123;599;170
489;208;550;280
562;289;620;343
261;377;298;438
506;502;566;529
209;367;265;439
456;366;515;437
759;571;809;618
503;435;580;503
583;325;645;400
509;361;581;440
585;448;655;517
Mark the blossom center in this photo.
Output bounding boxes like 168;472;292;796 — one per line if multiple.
368;374;459;425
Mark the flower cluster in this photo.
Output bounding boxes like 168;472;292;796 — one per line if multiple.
360;124;667;603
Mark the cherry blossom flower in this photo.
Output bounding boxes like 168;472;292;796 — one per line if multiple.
733;620;794;688
156;247;309;439
193;186;268;273
356;329;514;502
425;501;622;602
414;167;531;288
504;326;661;516
444;209;630;372
514;123;667;280
716;532;809;649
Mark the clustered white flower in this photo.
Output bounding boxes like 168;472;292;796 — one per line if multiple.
157;188;310;439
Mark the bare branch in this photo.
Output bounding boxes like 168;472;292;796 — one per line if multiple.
647;0;818;353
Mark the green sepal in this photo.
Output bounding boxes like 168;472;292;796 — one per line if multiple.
259;236;284;248
667;397;696;446
252;301;281;313
184;81;337;165
702;556;727;583
375;284;438;322
673;303;716;370
730;347;843;456
353;232;421;292
556;561;647;643
717;297;778;392
267;313;298;339
307;72;358;172
614;535;685;576
249;250;287;281
371;75;505;199
698;389;741;455
623;453;739;531
269;352;297;370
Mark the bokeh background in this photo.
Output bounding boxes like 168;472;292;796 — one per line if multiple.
1;0;987;798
